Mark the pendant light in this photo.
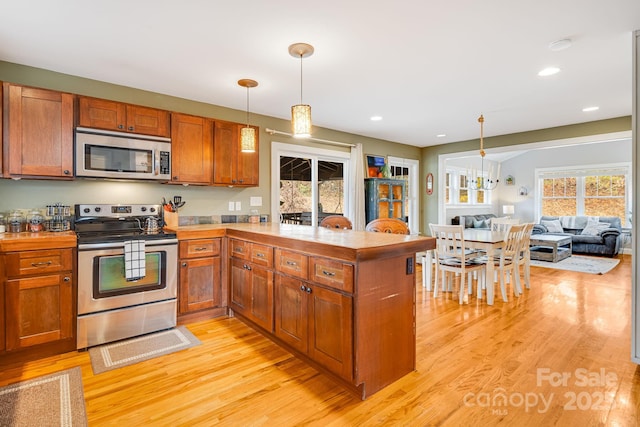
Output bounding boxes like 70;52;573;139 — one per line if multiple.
237;78;258;152
288;43;314;138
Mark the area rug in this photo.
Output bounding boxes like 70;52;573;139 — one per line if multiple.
530;254;620;274
0;367;87;427
89;326;201;374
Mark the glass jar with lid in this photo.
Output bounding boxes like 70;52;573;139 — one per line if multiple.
8;211;24;233
27;210;45;232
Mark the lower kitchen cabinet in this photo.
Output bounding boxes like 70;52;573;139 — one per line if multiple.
229;240;274;332
274;274;353;380
178;239;222;315
2;248;75;352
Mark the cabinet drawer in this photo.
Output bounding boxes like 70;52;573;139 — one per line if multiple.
310;258;354;293
229;239;250;260
5;249;73;277
179;239;221;259
275;249;308;280
250;243;273;267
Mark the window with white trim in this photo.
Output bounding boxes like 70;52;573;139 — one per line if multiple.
445;167;491;206
537;163;631;226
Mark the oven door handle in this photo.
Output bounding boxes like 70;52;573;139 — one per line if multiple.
78;238;178;250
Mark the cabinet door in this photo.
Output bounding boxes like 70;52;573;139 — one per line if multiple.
5;273;73;350
179;256;221;314
5;84;73;178
171;113;212;184
77;96;126;132
236;124;259;186
274;275;308;353
126;104;170;137
212;120;237;185
229;257;251;313
247;265;274;332
308;285;353;380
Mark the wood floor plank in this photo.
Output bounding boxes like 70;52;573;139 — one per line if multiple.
1;255;638;425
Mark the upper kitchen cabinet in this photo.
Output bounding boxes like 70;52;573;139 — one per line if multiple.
213;120;259;187
170;113;212;185
3;83;74;179
77;96;170;137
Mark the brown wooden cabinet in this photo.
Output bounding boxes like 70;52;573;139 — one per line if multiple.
274;252;353;380
77;96;170;137
213;120;259;186
229;239;274;331
171;113;213;185
178;239;222;315
3;248;74;351
3;83;74;179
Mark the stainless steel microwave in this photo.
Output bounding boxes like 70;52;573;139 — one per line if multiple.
75;127;171;180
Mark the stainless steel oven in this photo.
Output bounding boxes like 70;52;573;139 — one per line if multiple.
75;204;178;349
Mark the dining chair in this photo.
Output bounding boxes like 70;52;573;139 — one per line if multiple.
516;223;534;290
319;215;353;230
491;217;520;232
365;218;410;234
483;223;527;302
429;224;486;304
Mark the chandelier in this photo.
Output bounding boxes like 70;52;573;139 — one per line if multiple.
469;114;499;191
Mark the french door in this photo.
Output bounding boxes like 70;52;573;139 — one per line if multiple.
271;143;351;226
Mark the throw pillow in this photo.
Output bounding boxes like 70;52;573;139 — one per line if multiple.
541;219;563;233
581;218;609;236
473;219;487;228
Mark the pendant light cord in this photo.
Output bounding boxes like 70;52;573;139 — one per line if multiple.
299;54;304;105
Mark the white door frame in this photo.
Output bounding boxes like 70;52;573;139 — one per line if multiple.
387;156;419;234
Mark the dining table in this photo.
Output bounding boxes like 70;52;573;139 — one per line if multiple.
422;228;506;305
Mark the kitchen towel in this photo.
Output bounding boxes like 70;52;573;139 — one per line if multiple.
124;240;146;281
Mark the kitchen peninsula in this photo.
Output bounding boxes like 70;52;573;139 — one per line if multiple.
171;222;434;399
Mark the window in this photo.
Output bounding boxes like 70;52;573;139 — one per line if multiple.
537;164;631;226
445;168;491;206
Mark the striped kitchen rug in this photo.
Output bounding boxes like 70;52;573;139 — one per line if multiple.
89;326;201;374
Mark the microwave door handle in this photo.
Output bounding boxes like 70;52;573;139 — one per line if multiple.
154;149;158;176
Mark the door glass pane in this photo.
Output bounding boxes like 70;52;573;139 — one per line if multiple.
279;156;312;224
318;160;344;218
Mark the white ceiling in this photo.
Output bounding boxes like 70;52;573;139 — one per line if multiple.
1;0;639;148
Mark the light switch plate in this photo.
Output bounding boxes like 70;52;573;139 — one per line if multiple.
228;201;235;211
235;201;241;211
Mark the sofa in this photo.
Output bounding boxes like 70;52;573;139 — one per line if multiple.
451;214;497;229
532;215;622;257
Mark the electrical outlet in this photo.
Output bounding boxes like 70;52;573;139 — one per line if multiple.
228;201;235;211
235;201;241;211
250;196;262;207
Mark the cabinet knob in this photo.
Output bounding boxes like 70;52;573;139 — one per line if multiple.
63;276;71;282
182;262;187;267
118;124;124;129
63;170;70;175
128;126;134;131
173;176;179;180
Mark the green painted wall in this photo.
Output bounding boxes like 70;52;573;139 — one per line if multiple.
0;61;420;221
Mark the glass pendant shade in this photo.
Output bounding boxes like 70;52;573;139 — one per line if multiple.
240;126;256;152
291;104;312;138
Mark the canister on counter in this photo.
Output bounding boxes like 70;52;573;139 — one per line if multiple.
8;211;24;233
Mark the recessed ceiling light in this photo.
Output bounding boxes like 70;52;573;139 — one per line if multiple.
582;106;599;112
370;115;383;121
436;134;446;138
549;38;572;52
538;67;561;77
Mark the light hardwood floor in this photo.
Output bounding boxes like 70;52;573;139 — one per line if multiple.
1;255;638;426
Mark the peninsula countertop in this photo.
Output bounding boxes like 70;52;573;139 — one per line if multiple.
168;222;434;262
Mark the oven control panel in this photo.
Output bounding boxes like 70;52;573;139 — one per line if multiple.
76;204;161;218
